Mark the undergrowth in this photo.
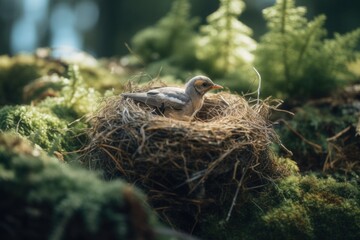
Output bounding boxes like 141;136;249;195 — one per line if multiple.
255;0;360;100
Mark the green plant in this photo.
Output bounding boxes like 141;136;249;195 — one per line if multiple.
131;0;198;67
196;0;256;77
60;65;101;118
255;0;360;100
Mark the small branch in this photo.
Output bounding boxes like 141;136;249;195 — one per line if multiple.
279;142;293;156
226;162;250;222
326;126;351;141
279;119;322;153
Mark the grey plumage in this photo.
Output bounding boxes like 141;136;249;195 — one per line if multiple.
122;87;190;110
122;76;222;120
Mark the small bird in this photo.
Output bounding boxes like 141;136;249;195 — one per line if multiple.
122;76;223;120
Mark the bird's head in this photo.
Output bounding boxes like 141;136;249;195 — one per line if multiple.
186;76;223;96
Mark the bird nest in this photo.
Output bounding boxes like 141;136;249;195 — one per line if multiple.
81;84;290;230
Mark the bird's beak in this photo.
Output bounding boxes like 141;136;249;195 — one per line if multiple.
211;84;223;90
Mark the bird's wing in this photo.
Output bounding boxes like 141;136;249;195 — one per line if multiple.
122;87;189;110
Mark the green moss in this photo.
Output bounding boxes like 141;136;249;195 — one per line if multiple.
273;157;300;175
262;201;314;239
0;105;82;153
198;174;360;240
0;62;106;160
0;132;160;240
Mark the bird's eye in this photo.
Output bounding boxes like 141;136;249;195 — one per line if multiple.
202;82;209;87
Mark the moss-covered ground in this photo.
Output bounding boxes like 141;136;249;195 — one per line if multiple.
0;133;161;240
199;173;360;240
1;53;360;239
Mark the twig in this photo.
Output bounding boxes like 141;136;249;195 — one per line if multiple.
190;147;237;194
137;123;148;154
279;119;322;153
100;145;127;176
124;42;146;66
226;162;250;222
272;107;295;116
326;126;351;141
174;170;207;189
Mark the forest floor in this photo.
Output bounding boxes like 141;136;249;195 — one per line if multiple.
1;53;359;240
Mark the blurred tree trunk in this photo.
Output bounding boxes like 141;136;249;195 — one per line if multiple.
96;0;123;56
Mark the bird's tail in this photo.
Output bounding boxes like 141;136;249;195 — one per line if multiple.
121;92;149;105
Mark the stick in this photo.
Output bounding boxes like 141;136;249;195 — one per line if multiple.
326;126;351;141
279;119;322;153
253;67;262;105
226;162;250;222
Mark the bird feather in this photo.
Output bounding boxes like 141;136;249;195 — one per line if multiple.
122;87;189;110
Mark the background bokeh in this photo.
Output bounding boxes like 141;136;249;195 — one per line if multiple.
0;0;359;57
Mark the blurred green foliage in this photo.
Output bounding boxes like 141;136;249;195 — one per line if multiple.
130;0;257;88
196;0;256;77
255;0;360;100
131;0;198;73
0;55;62;105
0;53;122;107
0;132;158;240
130;0;360;98
0;62;100;155
57;65;101;118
